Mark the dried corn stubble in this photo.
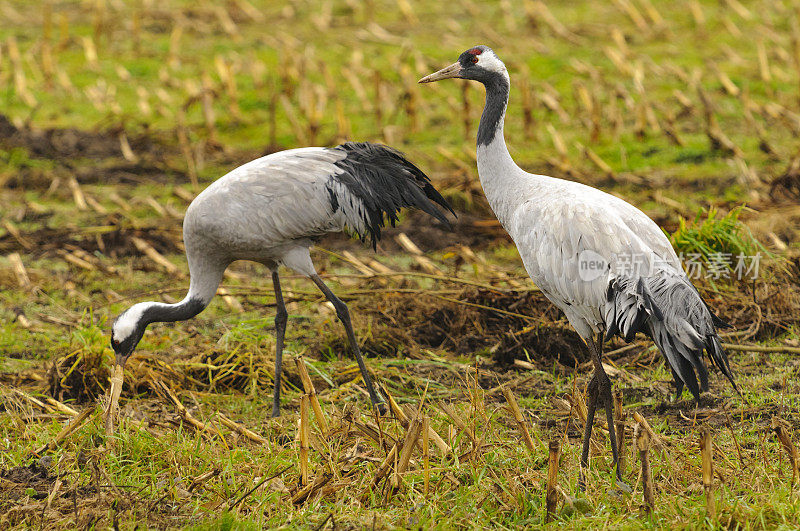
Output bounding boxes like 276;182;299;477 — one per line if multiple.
636;423;654;513
700;428;715;519
46;335;295;414
103;363;124;437
545;439;560;522
48;349;112;404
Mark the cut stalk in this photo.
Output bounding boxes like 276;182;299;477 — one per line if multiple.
502;388;535;451
295;357;329;437
700;428;715;519
545;439;560;522
217;412;268;445
637;425;654;513
614;389;625;476
772;418;799;486
391;415;424;491
423;416;430;496
383;384;450;455
300;394;310;486
103;363;124;437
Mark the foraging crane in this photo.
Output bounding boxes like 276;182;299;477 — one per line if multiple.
106;141;454;433
420;46;737;490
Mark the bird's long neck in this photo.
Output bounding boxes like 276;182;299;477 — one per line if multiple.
476;73;525;225
477;75;510;148
145;255;224;324
125;255;225;334
139;294;207;326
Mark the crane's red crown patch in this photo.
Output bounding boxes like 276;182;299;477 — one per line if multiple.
467;48;483;55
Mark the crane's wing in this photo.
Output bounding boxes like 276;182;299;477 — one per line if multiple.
188;143;453;249
508;193;679;324
188;147;350;247
599;197;735;398
506;188;735;399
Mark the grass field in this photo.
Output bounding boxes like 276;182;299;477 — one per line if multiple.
2;0;800;528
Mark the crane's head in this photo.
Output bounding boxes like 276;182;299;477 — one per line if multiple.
110;303;149;366
418;45;507;85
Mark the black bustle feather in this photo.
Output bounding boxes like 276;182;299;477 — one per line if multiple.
327;141;455;249
605;274;737;401
709;309;732;329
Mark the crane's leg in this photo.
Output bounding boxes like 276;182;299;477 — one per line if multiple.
271;270;288;418
596;336;629;491
577;369;598;492
310;274;385;414
578;335;629;493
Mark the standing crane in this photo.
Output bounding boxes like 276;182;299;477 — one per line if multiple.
105;142;454;433
420;46;737;490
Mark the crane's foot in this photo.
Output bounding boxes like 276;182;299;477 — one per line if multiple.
613;478;632;494
271;406;281;418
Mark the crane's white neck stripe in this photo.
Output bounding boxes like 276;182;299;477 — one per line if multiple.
113;302;148;341
474;50;507;76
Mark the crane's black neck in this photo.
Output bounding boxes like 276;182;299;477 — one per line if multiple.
141;297;207;327
477;75;510;147
113;297;208;361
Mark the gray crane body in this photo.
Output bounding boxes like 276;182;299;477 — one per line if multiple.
420;45;736;492
110;141;453;419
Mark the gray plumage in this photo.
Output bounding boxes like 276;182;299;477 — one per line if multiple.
111;141;454;416
186;142;452;276
507;181;737;398
422;44;737;492
420;46;736;401
605;274;735;398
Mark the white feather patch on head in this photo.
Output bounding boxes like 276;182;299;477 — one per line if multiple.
112;302;150;342
475;49;507;75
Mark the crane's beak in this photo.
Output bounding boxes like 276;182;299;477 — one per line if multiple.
419;62;463;83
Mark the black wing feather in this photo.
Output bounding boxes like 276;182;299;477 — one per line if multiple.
326;141;455;249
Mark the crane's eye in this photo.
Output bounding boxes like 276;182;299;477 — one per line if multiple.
470;56;479;64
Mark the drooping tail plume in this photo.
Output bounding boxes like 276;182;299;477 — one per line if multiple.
604;272;737;399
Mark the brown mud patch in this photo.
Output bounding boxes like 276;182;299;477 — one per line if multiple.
0;224;183;260
0;114;186;187
305;287;586;369
0;115;160;162
771;170;800;203
1;462;53;489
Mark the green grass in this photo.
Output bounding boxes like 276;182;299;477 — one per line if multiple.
1;0;799;528
5;350;800;529
670;206;769;267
